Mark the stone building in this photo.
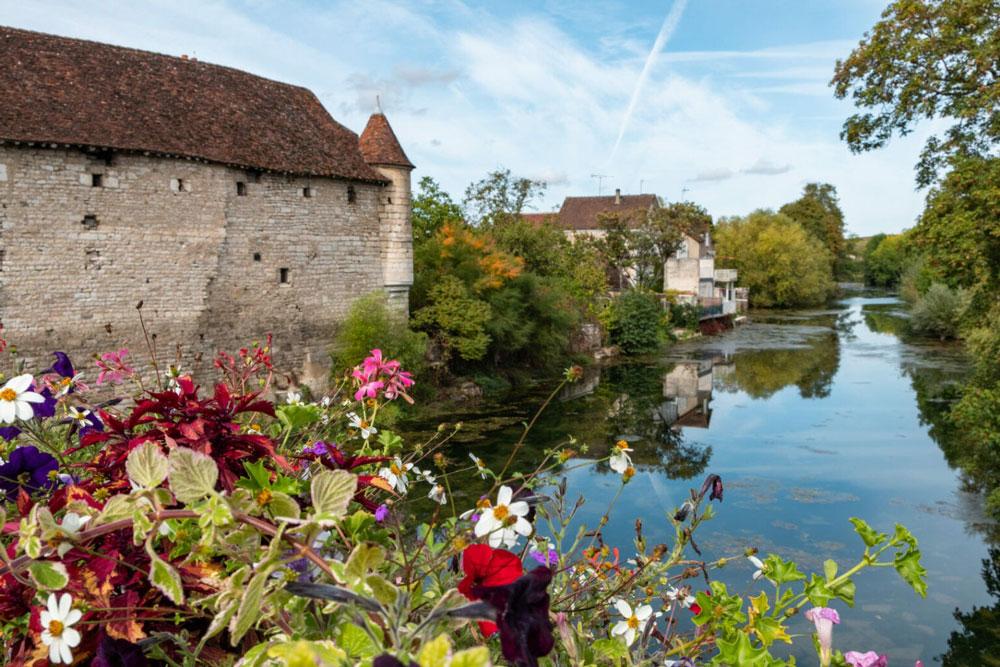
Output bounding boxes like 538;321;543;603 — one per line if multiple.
0;26;414;389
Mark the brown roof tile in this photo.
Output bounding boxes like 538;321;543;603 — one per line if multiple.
0;26;387;182
557;194;657;231
520;212;559;226
359;113;414;169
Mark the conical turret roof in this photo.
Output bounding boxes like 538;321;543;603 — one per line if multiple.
359;106;414;169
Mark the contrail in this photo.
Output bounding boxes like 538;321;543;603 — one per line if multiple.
611;0;688;159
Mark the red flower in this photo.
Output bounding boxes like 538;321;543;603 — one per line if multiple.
458;544;523;636
689;589;712;615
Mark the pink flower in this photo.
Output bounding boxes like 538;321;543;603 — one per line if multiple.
844;651;887;667
353;379;384;401
805;607;840;665
95;349;133;386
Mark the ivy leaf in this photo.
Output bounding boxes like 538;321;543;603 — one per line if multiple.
418;633;453;667
311;470;356;522
148;555;184;605
762;554;806;584
849;517;887;548
168;448;218;503
803;573;834;607
894;547;928;598
711;631;770;666
29;561;69;591
126;441;168;488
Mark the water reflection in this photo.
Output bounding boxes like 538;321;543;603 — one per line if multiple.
940;548;1000;665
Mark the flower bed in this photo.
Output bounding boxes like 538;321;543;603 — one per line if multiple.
0;333;928;666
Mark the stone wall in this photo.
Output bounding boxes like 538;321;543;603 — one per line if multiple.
0;143;400;390
371;163;414;314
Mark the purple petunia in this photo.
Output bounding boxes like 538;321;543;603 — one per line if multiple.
374;504;389;522
471;566;555;667
41;351;75;380
92;633;150;667
0;445;59;502
699;473;723;502
0;426;20;443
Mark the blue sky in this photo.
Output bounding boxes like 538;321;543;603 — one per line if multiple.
2;0;932;235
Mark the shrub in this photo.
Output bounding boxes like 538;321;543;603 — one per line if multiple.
909;282;970;339
670;301;701;331
412;275;492;362
330;291;428;379
608;289;666;354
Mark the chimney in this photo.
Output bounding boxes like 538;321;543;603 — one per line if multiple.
615;188;621;205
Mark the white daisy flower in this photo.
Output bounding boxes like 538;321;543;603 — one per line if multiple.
286;391;303;406
53;512;91;557
474;485;532;549
748;554;769;582
165;365;184;391
665;586;696;609
347;412;377;439
319;396;332;408
468;452;488;479
611;599;653;646
0;374;45;423
428;484;447;504
39;593;82;664
378;457;412;493
609;440;633;474
55;372;84;397
67;407;94;428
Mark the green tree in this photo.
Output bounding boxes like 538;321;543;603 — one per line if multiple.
491;216;568;275
412;275;492;362
632;202;708;289
330;291;428;379
779;183;846;274
714;210;835;308
462;168;545;228
832;0;1000;186
596;211;636;289
412;176;463;243
864;233;907;287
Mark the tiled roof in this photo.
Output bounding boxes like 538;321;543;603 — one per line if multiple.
0;26;387;182
557;194;657;231
520;212;559;226
359;113;414;169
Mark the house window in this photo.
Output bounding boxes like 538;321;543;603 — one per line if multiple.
302;187;312;198
279;267;289;283
82;215;99;230
347;185;356;203
387;196;392;204
237;182;247;196
90;173;103;187
253;252;261;261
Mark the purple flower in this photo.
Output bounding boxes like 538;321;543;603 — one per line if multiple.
0;445;59;502
472;566;555;667
844;651;888;667
0;426;20;442
42;352;75;380
372;656;418;667
805;607;840;663
303;441;330;456
530;548;559;566
699;473;723;502
374;504;389;522
673;500;694;522
92;633;150;667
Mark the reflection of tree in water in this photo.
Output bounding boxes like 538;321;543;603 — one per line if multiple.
940;548;1000;666
863;306;910;337
591;363;711;480
718;331;841;399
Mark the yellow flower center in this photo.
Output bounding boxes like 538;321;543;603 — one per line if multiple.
48;619;64;637
360;420;370;429
493;505;510;521
476;458;484;467
249;424;260;432
60;378;72;387
0;388;16;402
476;498;492;510
47;470;60;481
615;440;628;451
624;466;635;477
453;536;468;551
255;489;273;506
390;464;402;476
627;615;639;629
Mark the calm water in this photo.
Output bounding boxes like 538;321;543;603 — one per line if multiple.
403;296;1000;664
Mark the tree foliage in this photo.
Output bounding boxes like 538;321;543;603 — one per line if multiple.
330;291;428;379
832;0;1000;186
779;183;846;271
864;233;907;287
412;176;463;243
606;289;666;354
714;210;835;308
633;202;709;289
462;168;545;228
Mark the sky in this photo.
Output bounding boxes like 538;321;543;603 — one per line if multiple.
2;0;934;236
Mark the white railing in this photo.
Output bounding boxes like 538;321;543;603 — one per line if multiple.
714;268;738;283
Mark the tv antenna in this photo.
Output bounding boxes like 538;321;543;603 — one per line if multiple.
590;174;611;195
681;186;690;200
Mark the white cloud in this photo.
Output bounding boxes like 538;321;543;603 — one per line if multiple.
743;159;792;176
690;168;735;182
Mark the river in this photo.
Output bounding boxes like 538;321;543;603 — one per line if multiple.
401;295;999;663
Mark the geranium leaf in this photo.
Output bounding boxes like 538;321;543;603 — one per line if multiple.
762;554;806;584
311;470;356;522
126;441;168;488
712;631;770;666
849;517;887;548
823;559;838;581
418;633;453;667
95;494;135;525
29;561;69;591
168;447;219;503
803;573;834;607
894;547;928;598
831;576;856;607
338;622;380;658
366;574;399;605
753;615;792;647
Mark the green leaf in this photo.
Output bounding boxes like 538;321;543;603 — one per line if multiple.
762;554;806;584
149;556;184;605
893;523;919;549
830;577;856;607
311;470;356;522
168;448;219;503
266;491;301;520
849;517;887;548
346;542;385;583
126;441;168;488
711;631;770;666
693;581;746;626
275;404;322;429
823;559;838;581
338;622;380;658
366;574;399;605
451;647;491;667
894;547;928;597
803;573;834;607
237;460;272;491
29;561;69;590
94;494;135;525
230;566;273;645
753;616;792;647
418;633;453;667
592;638;627;661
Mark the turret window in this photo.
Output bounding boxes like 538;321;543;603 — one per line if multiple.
347;185;356;203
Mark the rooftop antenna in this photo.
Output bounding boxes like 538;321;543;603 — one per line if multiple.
640;179;645;194
590;174;611;195
681;186;690;201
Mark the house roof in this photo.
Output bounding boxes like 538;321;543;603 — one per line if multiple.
0;26;387;182
557;194;657;231
520;212;559;226
359;112;414;169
